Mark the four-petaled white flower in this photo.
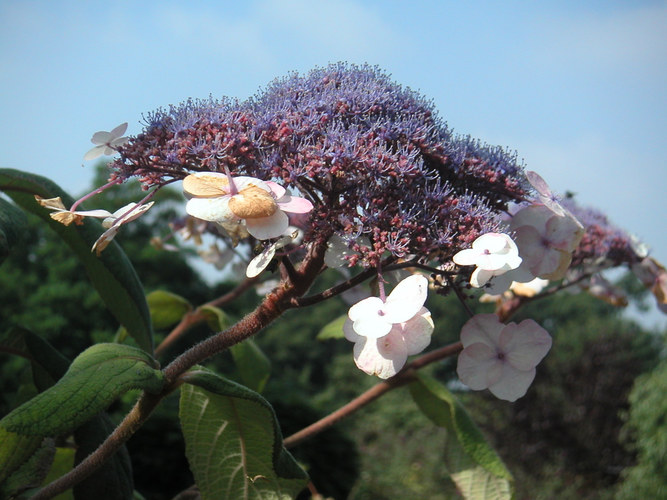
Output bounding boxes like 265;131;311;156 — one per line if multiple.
453;233;522;288
510;204;584;280
84;123;129;161
457;314;552;402
183;172;313;241
343;274;434;379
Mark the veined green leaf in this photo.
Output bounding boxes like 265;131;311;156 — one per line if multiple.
147;290;192;330
0;343;163;482
230;339;271;393
410;373;513;500
0;196;27;264
0;168;153;352
0;437;56;499
316;314;347;340
179;368;308;500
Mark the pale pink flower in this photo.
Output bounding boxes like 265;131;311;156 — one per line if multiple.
183;172;313;240
343;274;433;379
510;204;584;280
92;202;154;255
526;170;566;216
83;123;129;160
457;314;552;402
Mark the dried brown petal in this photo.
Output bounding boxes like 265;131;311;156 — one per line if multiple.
228;186;278;219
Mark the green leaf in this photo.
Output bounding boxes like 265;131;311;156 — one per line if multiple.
316;314;347;340
41;447;75;500
198;304;230;332
410;373;513;500
0;168;153;352
147;290;192;330
0;196;27;264
179;368;308;500
0;343;164;482
230;340;271;393
0;438;56;499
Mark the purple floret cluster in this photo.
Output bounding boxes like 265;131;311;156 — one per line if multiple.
110;63;530;266
562;198;642;268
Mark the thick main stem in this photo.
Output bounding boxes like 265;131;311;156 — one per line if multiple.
36;239;328;498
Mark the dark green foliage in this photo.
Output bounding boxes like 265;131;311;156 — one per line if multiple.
617;358;667;499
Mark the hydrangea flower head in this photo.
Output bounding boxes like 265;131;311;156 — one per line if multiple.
457;314;552;402
109;63;530;269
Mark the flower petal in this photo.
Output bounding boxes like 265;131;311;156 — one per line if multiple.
488;364;536;402
186;196;235;223
499;319;552;371
382;274;429;323
400;307;434;355
277;194;314;214
457;342;499;390
246;243;277;278
353;330;408;379
245;210;289;240
459;314;504;348
83;145;105;161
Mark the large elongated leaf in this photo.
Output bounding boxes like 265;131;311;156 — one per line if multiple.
410;373;513;500
0;343;164;482
179;368;308;500
0;196;27;264
0;168;153;352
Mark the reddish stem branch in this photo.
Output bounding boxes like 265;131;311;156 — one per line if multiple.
283;341;463;448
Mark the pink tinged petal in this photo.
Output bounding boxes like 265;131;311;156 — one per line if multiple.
382;274;429;323
265;181;286;199
526;170;552;197
459;313;504;349
399;307;434;355
244;210;289;240
499;319;552;371
186;196;235;223
544;214;584;252
457;343;501;390
488;364;536;402
538;250;572;280
343;318;361;342
510;204;551;233
353;331;408;379
277;195;314;214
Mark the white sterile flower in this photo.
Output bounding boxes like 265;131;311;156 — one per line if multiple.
457;314;552;402
510;204;584;280
84;123;129;161
453;233;522;288
34;195;113;226
343;274;433;379
183;172;313;241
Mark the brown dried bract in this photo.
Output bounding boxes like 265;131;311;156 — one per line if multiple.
228;186;278;219
183;174;230;198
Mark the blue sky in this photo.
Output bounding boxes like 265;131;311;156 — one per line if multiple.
1;0;665;325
